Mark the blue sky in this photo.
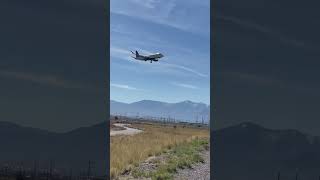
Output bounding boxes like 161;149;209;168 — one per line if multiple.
110;0;210;105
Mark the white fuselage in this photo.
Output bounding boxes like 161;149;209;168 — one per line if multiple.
135;53;164;61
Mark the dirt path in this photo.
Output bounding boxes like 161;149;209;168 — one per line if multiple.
173;148;210;180
110;123;143;136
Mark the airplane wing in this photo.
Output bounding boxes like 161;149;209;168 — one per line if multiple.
135;58;146;61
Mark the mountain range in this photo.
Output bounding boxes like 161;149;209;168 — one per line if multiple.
0;121;107;176
110;100;210;123
213;122;320;180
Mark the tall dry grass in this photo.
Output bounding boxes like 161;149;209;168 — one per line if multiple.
110;123;209;178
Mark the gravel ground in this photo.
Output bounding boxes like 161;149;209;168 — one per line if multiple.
173;148;210;180
110;123;143;136
117;176;151;180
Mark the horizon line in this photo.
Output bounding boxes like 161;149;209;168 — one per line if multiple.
110;98;210;106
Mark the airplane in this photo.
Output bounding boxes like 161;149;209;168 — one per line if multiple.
130;50;164;63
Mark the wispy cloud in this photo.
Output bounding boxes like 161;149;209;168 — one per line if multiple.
110;46;208;78
111;24;135;36
130;0;159;9
0;70;97;91
110;0;210;104
110;46;132;61
111;46;153;57
171;82;199;89
111;0;209;36
217;14;308;48
160;62;208;78
110;46;156;63
222;71;320;95
110;83;141;91
223;71;282;85
111;46;130;56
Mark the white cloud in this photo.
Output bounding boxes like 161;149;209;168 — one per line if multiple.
110;46;157;63
0;70;96;91
110;46;208;78
110;83;141;91
222;71;281;85
110;46;132;61
217;14;307;48
111;47;129;54
130;0;159;9
160;62;208;78
171;82;199;89
111;0;209;36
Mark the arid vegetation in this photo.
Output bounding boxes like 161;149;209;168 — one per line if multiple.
110;120;209;179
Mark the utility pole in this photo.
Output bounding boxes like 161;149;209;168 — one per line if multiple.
87;160;95;179
4;165;8;177
195;113;199;124
87;160;91;178
49;160;54;179
18;161;23;179
69;168;73;180
33;160;38;180
277;171;280;180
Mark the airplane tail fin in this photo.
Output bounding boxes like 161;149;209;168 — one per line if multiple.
130;50;139;57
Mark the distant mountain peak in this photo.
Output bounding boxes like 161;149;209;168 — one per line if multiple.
181;100;193;103
0;121;20;128
132;99;163;104
238;121;263;128
179;100;207;105
213;123;320;179
110;99;210;122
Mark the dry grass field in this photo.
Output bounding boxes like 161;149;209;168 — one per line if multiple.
110;122;209;179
